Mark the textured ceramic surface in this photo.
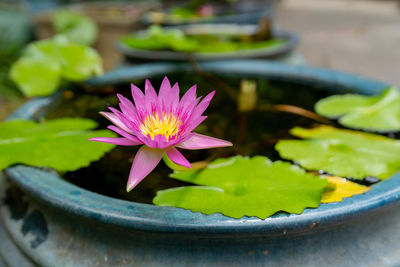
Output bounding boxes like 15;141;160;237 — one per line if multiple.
2;60;400;266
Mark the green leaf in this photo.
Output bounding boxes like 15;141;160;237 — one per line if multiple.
57;42;103;81
154;156;328;219
52;10;98;46
121;25;286;54
315;87;400;132
0;118;116;171
23;37;64;61
276;126;400;179
10;37;103;97
321;176;370;203
25;37;103;81
9;57;61;97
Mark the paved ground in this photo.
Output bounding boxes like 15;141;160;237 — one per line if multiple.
276;0;400;86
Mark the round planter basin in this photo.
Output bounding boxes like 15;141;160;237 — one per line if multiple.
117;24;298;62
141;7;274;26
2;60;400;266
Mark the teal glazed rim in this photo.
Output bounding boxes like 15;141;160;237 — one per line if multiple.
6;60;397;236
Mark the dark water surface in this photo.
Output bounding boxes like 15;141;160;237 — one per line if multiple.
37;73;336;203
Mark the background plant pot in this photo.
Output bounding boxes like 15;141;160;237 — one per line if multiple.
142;8;274;26
117;24;298;63
143;0;275;26
3;61;400;266
33;1;159;71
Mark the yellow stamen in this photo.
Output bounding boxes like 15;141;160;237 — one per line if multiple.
140;113;182;141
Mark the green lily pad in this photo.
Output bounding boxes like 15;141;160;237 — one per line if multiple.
276;126;400;179
9;57;61;97
315;87;400;132
121;25;286;54
0;118;115;171
57;42;103;81
10;37;102;97
52;10;98;46
154;156;328;219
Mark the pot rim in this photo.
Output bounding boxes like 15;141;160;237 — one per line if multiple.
7;60;398;235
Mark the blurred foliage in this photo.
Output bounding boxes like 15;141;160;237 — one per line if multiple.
10;36;102;97
52;9;98;46
121;25;286;53
0;46;24;121
5;8;101;98
0;2;30;119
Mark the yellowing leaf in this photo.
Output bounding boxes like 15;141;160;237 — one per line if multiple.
321;176;370;203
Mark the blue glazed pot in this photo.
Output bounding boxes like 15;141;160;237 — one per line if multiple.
2;60;400;266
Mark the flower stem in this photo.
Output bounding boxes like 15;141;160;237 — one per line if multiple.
257;104;333;124
162;154;188;171
163;154;209;172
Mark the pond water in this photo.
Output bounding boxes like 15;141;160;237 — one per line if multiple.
36;73;338;203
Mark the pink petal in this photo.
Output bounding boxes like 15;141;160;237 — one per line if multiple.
180;85;197;107
100;111;133;134
127;146;164;191
144;79;158;113
188;91;215;122
166;147;191;168
131;84;146;116
158;76;171;100
182;115;207;134
117;94;139;120
169;82;180;112
176;133;232;150
178;85;198;119
107;125;141;143
107;107;140;133
89;137;141;146
131;84;145;105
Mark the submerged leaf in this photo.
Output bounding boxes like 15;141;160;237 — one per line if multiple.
0;118;115;171
276;126;400;179
321;176;370;203
154;156;328;219
315;87;400;132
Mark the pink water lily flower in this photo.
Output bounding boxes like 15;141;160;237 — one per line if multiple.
90;77;232;192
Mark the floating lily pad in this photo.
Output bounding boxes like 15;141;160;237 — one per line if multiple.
0;118;115;171
120;25;286;54
315;87;400;132
321;176;370;203
53;10;98;46
276;126;400;179
9;56;61;97
10;37;102;97
153;156;328;219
